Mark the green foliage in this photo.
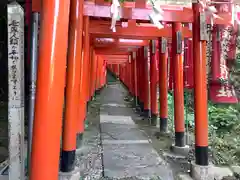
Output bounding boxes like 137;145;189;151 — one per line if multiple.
208;102;240;165
236;58;240;70
208;104;239;133
163;91;240;165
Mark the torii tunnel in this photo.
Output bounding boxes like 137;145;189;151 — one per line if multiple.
23;0;238;179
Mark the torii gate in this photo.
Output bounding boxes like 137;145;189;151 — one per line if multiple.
28;0;234;180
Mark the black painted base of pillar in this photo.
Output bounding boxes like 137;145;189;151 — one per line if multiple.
122;82;128;90
195;146;208;166
139;101;144;112
175;132;185;147
128;92;133;98
160;117;168;133
95;89;101;95
112;74;117;79
95;85;105;95
60;150;76;172
90;95;94;101
142;109;151;118
87;101;90;112
76;133;83;149
132;96;137;105
134;97;141;112
150;113;158;126
136;97;140;106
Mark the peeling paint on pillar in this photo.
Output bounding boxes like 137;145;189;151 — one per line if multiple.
8;2;25;180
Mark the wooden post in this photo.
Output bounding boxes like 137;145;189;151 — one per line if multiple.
81;16;90;124
150;40;158;126
159;37;168;133
61;0;83;172
131;53;135;96
193;3;208;166
172;22;185;147
143;46;150;118
133;52;138;107
139;48;145;111
30;0;70;178
91;51;97;99
76;9;85;147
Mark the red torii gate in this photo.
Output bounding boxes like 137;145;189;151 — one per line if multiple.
28;0;235;180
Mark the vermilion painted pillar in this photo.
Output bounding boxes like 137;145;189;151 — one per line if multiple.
116;64;119;78
133;52;138;106
159;37;168;133
125;64;127;86
131;53;135;97
123;64;126;86
115;64;119;79
124;63;127;88
168;41;174;90
119;65;122;81
138;49;144;111
128;60;131;92
131;54;134;94
128;58;133;94
88;47;93;101
61;0;83;172
101;60;106;88
104;61;107;86
90;51;97;99
136;51;139;107
124;64;127;85
97;57;102;90
211;25;220;83
124;63;128;88
86;51;92;103
115;64;119;78
119;64;121;81
100;58;104;89
29;0;70;179
184;32;194;89
94;54;98;94
149;40;158;125
81;16;90;121
143;46;151;118
113;64;117;79
76;16;84;148
193;3;208;166
172;23;185;147
95;57;100;91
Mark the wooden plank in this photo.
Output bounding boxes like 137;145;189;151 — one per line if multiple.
84;1;193;22
106;59;128;62
93;38;149;47
102;55;129;59
89;21;192;39
96;51;130;55
84;1;232;24
95;47;137;55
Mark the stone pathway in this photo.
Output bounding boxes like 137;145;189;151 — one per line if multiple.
77;83;174;180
